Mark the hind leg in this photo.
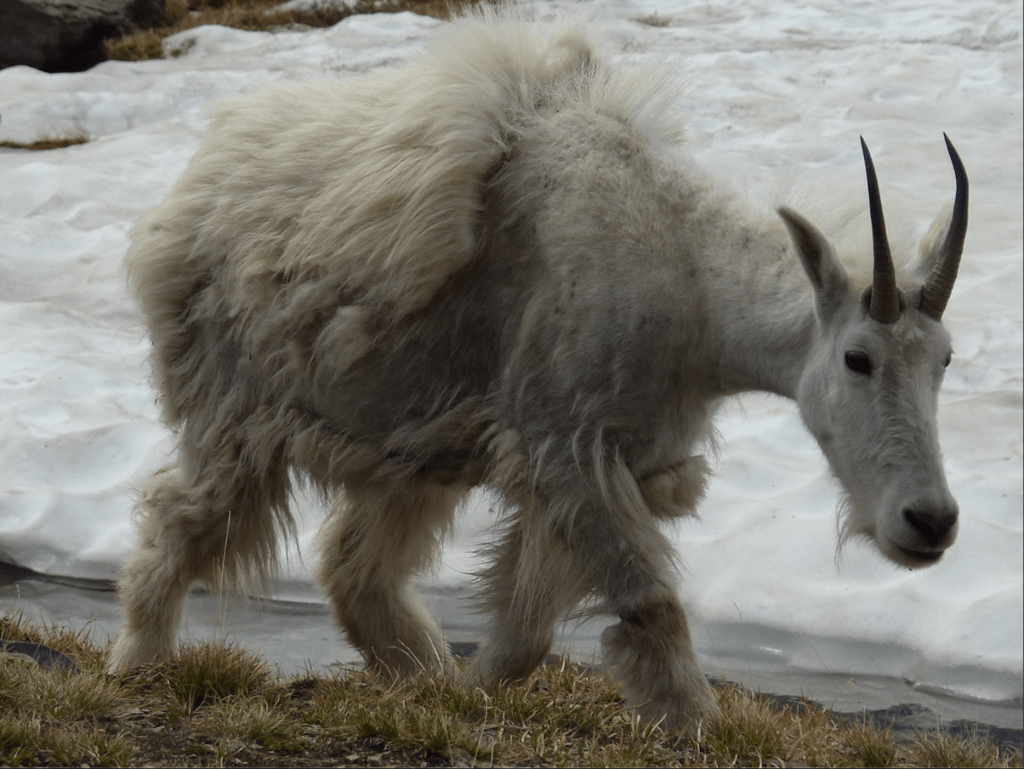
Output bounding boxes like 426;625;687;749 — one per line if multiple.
317;481;464;675
109;451;289;673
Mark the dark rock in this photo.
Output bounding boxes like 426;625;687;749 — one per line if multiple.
0;640;79;671
830;701;1024;753
0;0;165;72
0;553;117;591
447;640;479;658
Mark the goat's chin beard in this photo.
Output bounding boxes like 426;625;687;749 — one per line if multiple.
834;495;863;567
836;496;945;570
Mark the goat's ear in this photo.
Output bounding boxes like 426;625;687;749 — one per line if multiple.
912;203;953;284
778;206;849;317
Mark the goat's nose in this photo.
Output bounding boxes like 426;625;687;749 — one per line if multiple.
903;507;958;548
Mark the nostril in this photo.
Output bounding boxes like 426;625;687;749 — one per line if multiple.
903;508;957;548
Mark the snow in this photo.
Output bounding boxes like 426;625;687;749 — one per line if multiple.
1;0;1020;718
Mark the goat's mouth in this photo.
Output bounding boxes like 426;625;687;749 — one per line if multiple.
896;546;944;567
838;495;956;569
883;540;946;569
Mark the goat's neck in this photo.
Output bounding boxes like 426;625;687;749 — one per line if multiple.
697;215;816;401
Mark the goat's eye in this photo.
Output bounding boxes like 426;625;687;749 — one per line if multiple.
845;351;872;376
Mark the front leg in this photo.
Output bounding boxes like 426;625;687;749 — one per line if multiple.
483;430;721;733
580;457;721;733
610;461;720;729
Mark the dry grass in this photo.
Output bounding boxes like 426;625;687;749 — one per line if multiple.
1;611;1020;767
105;0;486;62
634;13;672;28
0;136;90;150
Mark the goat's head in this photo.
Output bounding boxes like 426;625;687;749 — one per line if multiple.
778;136;968;568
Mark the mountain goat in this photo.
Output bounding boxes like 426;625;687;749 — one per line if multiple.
109;9;969;734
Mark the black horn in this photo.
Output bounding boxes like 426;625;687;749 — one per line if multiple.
861;137;901;324
919;134;969;320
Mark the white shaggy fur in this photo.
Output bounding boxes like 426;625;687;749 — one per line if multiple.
109;8;967;735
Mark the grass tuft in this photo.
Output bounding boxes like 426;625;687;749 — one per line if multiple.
0;135;90;150
847;720;902;767
151;640;276;714
906;728;1020;768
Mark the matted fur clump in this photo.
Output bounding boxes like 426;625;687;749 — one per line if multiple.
111;7;968;736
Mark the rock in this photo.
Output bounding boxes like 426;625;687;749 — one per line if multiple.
0;640;79;671
0;0;165;72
